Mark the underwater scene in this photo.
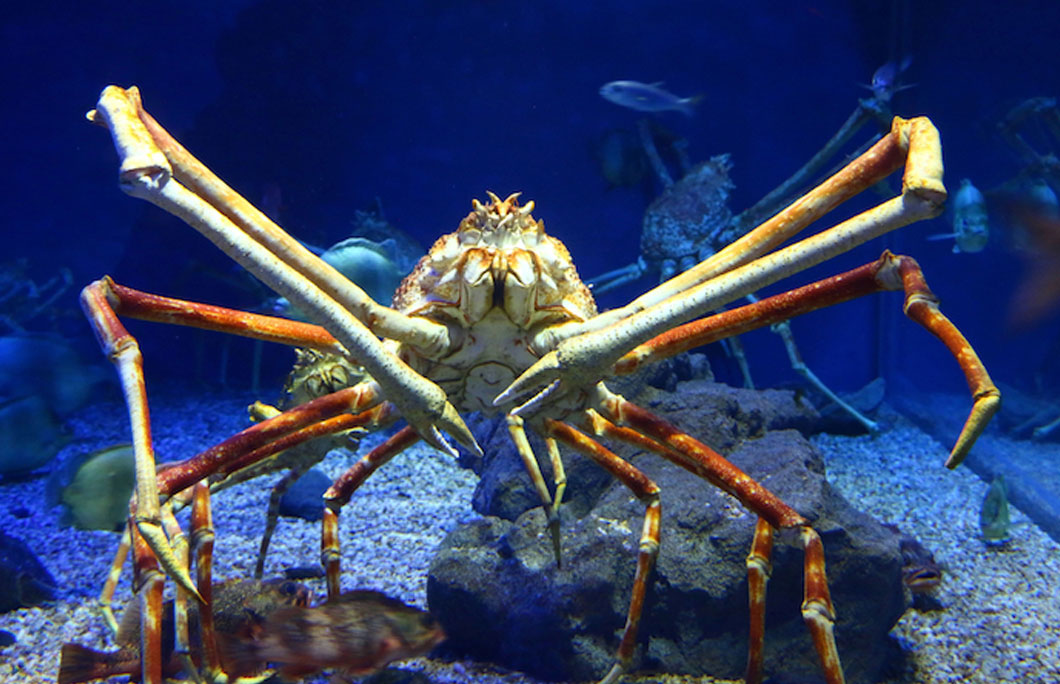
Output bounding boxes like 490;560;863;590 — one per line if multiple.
2;1;1060;683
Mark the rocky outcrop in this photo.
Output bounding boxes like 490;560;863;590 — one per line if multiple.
431;381;905;684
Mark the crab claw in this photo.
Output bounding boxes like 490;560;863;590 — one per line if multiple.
496;332;619;417
426;400;482;458
494;350;565;413
136;520;203;604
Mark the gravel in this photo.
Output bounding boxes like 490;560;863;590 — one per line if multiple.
1;392;1057;684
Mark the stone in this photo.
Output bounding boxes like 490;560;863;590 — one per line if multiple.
0;394;69;475
428;429;904;684
278;467;332;522
461;379;821;523
0;530;57;613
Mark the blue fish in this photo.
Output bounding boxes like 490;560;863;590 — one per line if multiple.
863;56;914;102
599;80;701;117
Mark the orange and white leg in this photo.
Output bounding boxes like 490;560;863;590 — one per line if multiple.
89;85;474;459
614;251;999;467
591;392;844;684
543;420;661;684
321;426;421;598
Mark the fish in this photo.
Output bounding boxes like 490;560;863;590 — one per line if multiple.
979;475;1011;544
863;56;914;102
53;443;135;531
599;80;702;117
927;178;990;253
883;523;942;594
57;578;311;684
226;589;445;680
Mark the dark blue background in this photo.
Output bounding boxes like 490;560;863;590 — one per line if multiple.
4;1;1058;403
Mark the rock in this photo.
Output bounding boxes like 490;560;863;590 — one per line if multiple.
428;429;904;684
814;377;888;436
0;334;112;417
0;629;14;648
461;379;821;522
278;467;332;521
0;530;57;613
0;394;69;475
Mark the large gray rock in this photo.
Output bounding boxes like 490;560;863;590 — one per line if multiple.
461;379;821;523
429;428;905;684
0;530;57;613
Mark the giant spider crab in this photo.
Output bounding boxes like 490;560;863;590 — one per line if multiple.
82;85;998;684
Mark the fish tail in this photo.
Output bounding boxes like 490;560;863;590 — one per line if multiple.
680;93;704;117
58;643;132;684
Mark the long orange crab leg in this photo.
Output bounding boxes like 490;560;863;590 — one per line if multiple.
503;117;945;413
588;392;844;684
157;503;195;680
745;518;774;684
321;425;421;598
129;521;166;684
93;277;347;355
613;251;1000;468
81;278;193;597
155;384;385;498
89;85;477;459
189;483;222;682
543;420;661;684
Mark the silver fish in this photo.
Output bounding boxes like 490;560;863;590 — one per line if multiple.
928;178;989;253
599;80;701;116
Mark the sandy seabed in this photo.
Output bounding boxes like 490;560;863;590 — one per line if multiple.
1;388;1057;684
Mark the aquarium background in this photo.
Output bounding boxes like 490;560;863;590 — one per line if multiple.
4;0;1059;401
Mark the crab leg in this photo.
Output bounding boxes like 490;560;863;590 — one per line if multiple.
129;521;166;684
588;393;844;684
745;518;774;684
543;419;661;684
89;85;477;460
321;425;421;597
94;277;347;355
613;252;1000;467
505;117;945;411
189;483;222;682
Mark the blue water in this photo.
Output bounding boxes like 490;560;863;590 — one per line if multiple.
6;1;1059;400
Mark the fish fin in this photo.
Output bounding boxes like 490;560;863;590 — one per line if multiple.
926;233;956;241
58;643;126;684
679;93;704;117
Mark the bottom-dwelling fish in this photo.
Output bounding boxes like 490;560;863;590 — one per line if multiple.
58;578;310;684
883;523;943;594
227;589;445;681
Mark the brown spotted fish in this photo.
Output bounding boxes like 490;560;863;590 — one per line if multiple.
884;523;942;594
57;578;310;684
227;589;445;680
